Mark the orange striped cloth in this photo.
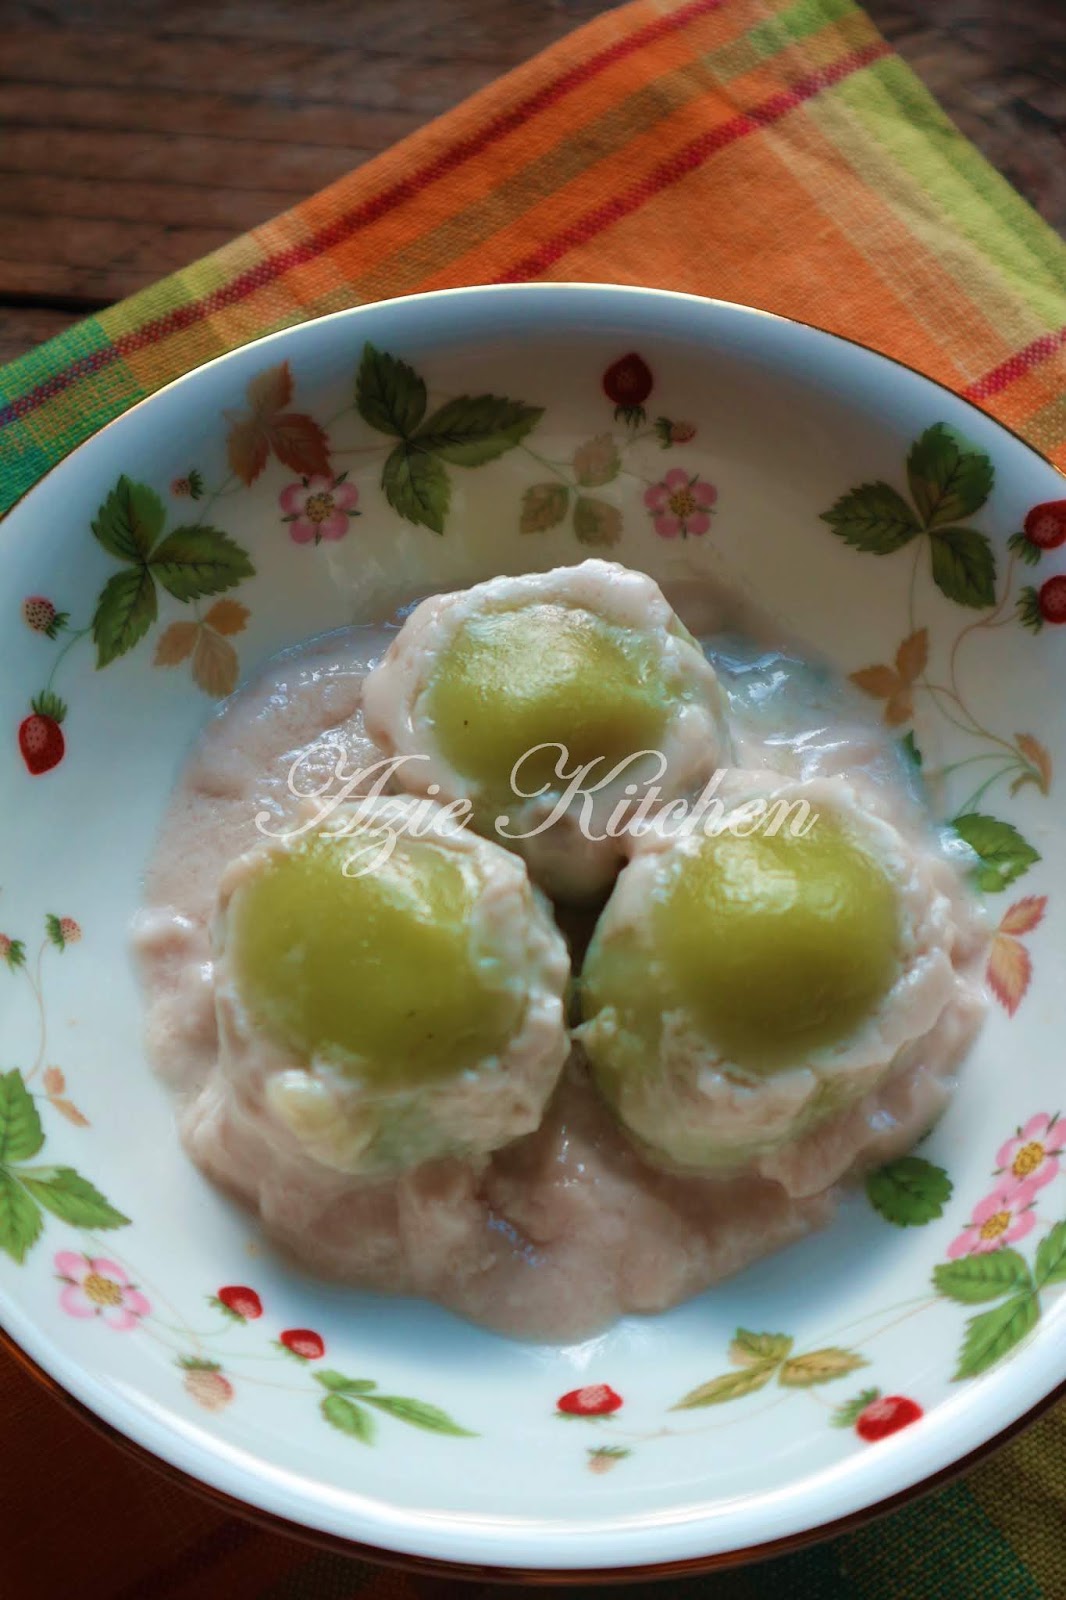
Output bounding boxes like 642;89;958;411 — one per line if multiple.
3;2;1066;1596
3;0;1066;507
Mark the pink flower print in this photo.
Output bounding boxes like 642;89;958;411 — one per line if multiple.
947;1179;1040;1260
279;473;359;544
995;1113;1065;1196
55;1251;150;1331
644;468;717;539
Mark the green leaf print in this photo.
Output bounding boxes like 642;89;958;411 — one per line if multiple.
92;567;158;667
952;814;1040;892
362;1394;477;1436
934;1250;1033;1304
953;1293;1040;1380
0;1070;44;1164
0;1071;127;1262
928;527;997;609
357;346;543;533
820;483;921;553
866;1156;953;1226
313;1370;475;1439
382;446;451;534
149;526;255;602
314;1370;378;1395
355;344;427;437
91;476;165;562
822;427;1000;615
1034;1220;1066;1289
906;424;993;530
88;475;255;668
415;395;542;466
321;1393;375;1443
18;1167;130;1230
0;1170;43;1264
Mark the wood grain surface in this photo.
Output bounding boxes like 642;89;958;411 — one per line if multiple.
1;0;1063;362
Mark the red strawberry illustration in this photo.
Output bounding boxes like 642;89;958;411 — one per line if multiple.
212;1285;263;1322
556;1383;623;1418
1023;500;1066;550
59;917;81;945
1018;575;1066;632
855;1394;923;1443
19;692;66;775
179;1357;234;1413
0;934;25;971
278;1327;325;1360
603;354;653;425
22;596;68;638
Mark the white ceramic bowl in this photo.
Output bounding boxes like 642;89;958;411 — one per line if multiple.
2;285;1064;1576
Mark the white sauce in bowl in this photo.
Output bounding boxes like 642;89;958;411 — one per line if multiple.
133;576;987;1341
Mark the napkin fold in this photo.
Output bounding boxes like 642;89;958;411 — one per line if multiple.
3;0;1065;1594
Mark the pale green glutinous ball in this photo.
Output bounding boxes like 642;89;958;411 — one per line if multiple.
360;562;731;903
425;603;673;799
579;809;902;1169
217;801;570;1174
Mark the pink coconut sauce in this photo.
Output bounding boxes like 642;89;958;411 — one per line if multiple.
134;582;988;1342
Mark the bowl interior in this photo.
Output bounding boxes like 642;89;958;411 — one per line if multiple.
1;286;1063;1571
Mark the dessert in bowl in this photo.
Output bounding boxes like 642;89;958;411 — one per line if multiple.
1;286;1063;1573
135;556;987;1342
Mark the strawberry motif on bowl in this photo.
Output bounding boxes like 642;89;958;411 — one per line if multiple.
18;692;66;776
556;1384;623;1419
212;1285;264;1322
278;1328;326;1361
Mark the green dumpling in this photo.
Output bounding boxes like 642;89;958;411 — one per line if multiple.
213;798;571;1176
227;830;523;1086
426;603;671;798
579;799;905;1169
654;819;900;1069
362;561;732;904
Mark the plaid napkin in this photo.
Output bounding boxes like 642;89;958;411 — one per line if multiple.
3;0;1065;1593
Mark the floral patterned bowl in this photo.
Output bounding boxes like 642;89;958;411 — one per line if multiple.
2;285;1064;1576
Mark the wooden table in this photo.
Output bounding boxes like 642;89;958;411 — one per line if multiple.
2;0;1063;365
